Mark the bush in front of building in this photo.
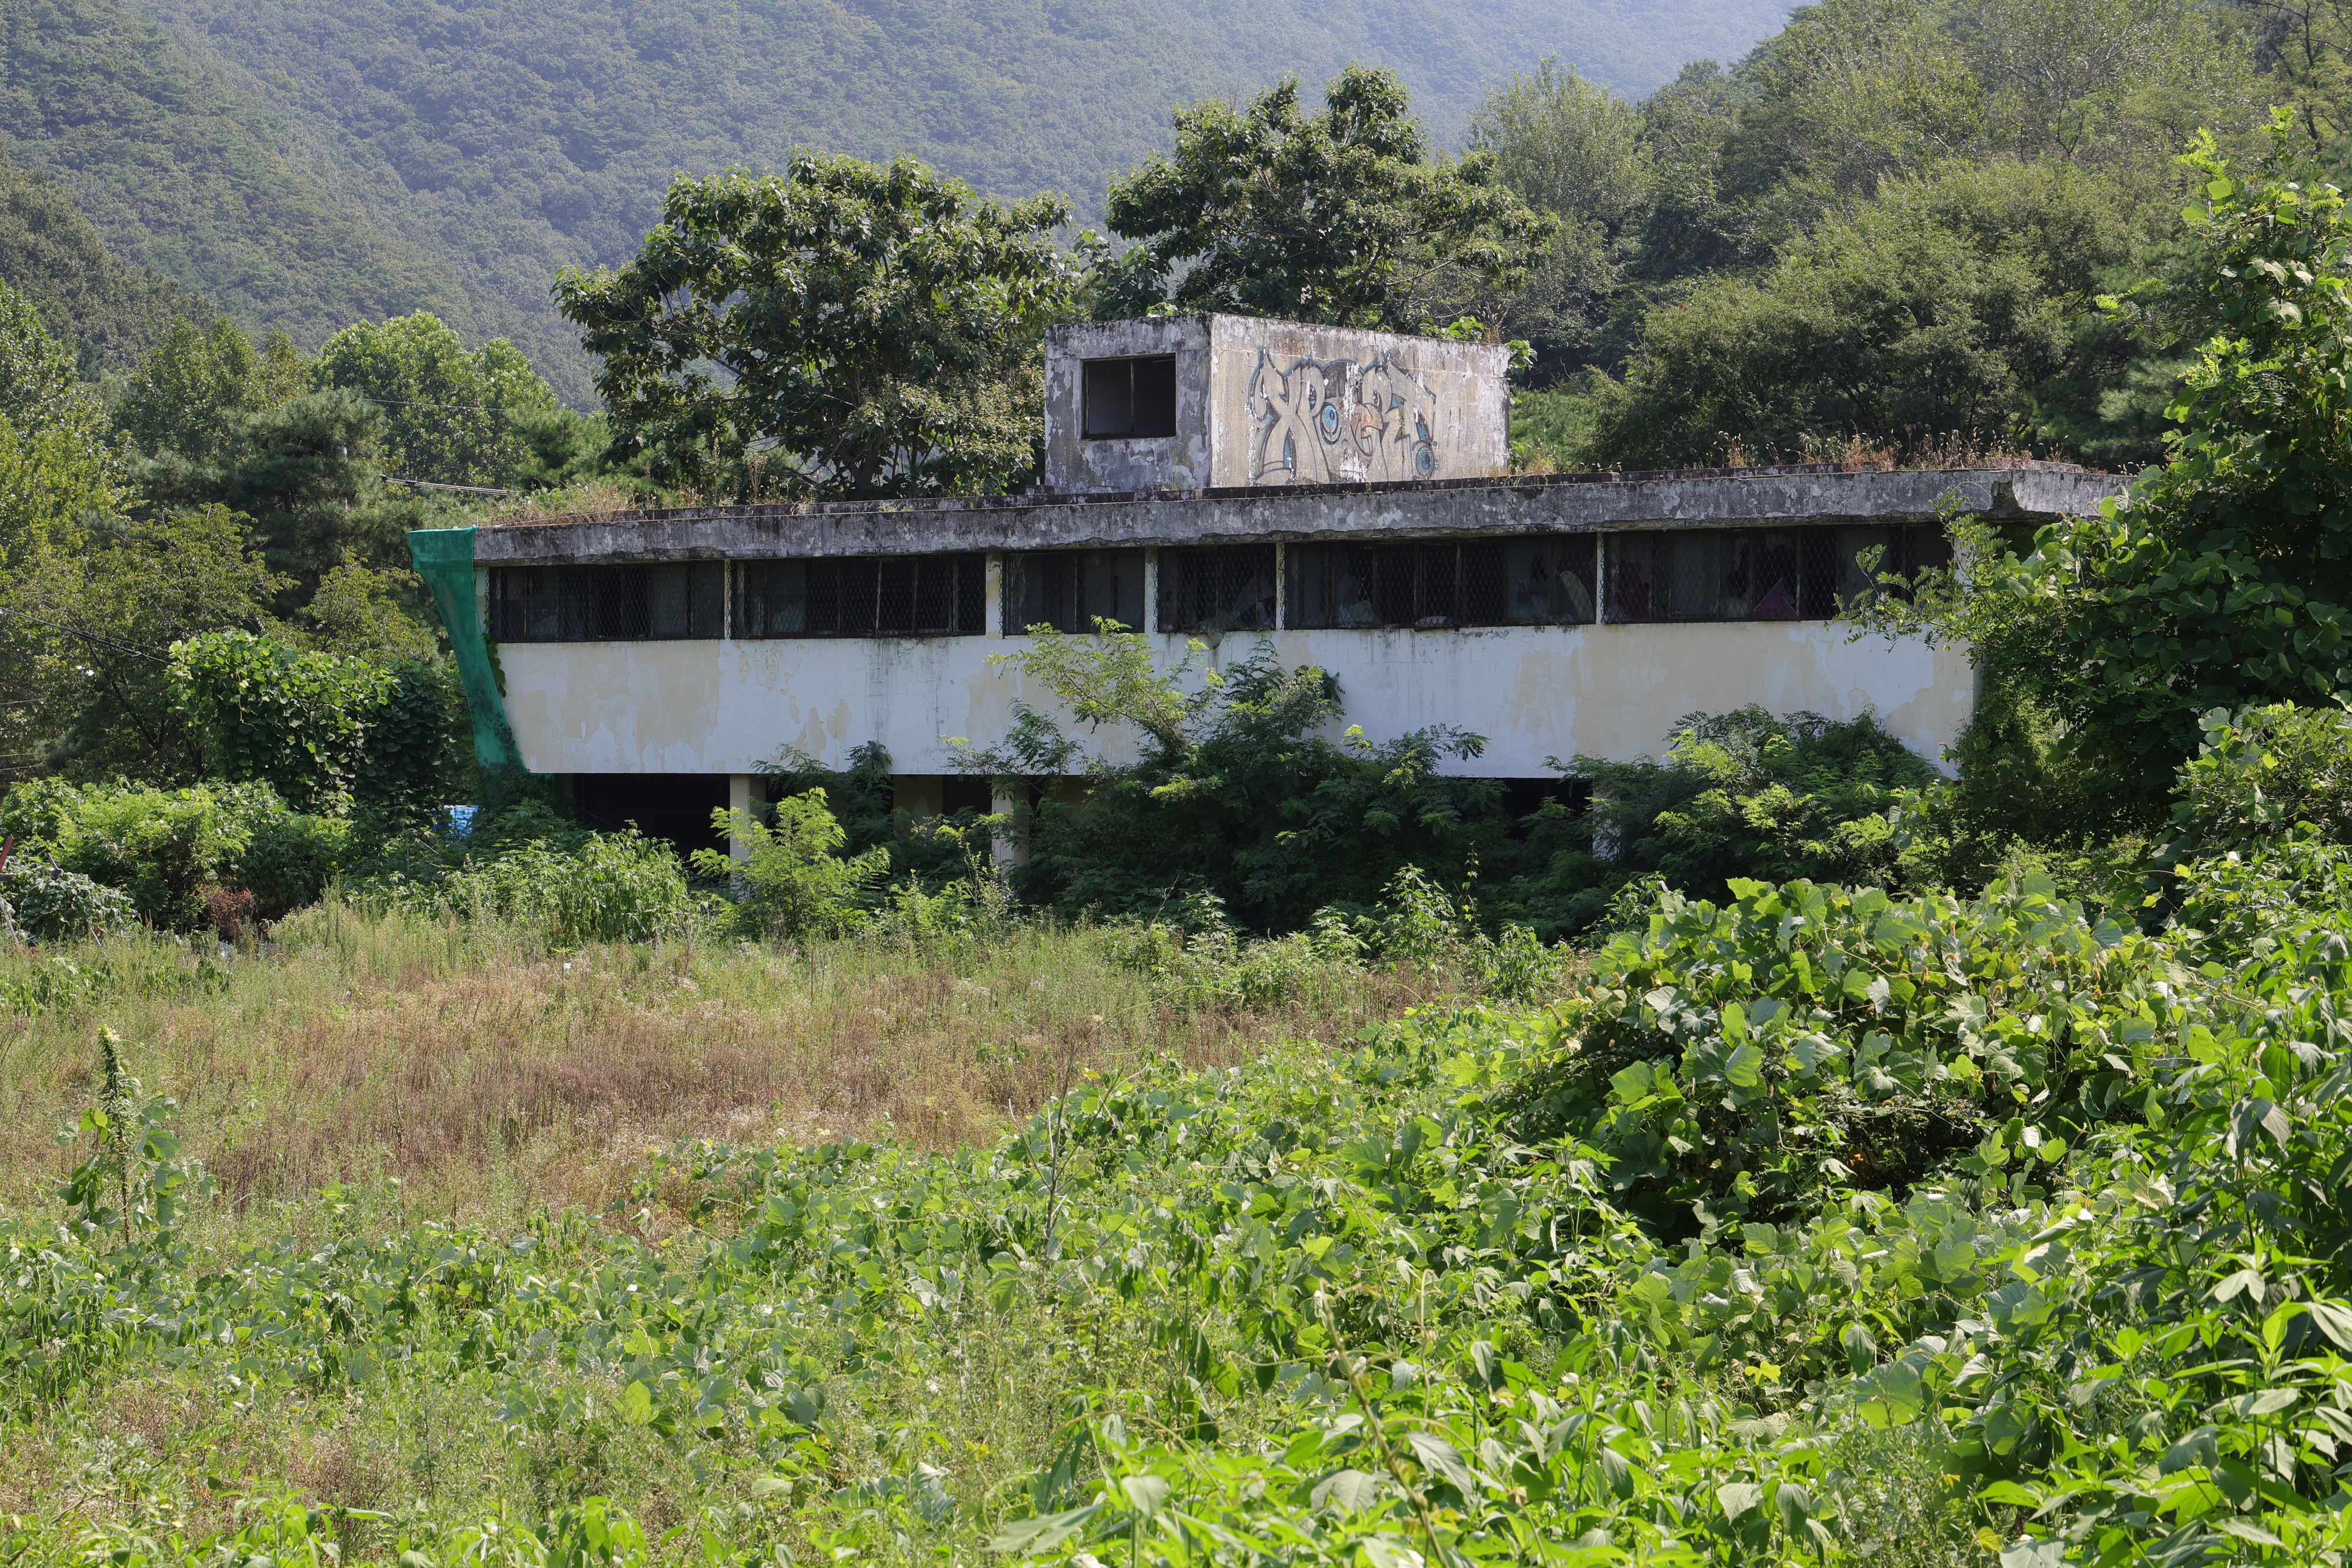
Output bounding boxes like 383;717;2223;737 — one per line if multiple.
691;790;891;941
1489;706;1943;938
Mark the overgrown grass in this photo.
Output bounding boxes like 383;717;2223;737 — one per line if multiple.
0;903;1450;1239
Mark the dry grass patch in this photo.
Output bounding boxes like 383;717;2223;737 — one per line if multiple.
0;904;1441;1233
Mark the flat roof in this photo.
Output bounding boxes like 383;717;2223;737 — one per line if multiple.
473;464;2127;566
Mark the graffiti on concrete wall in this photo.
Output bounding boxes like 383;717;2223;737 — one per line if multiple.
1246;346;1438;485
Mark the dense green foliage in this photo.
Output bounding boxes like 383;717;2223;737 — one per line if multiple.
557;158;1073;498
35;0;1782;400
963;633;1500;930
9;808;2352;1560
314;313;570;489
0;0;485;362
0;153;207;379
1099;68;1555;329
691;793;893;941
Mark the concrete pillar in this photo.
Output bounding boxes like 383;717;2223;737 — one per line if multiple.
985;552;1004;637
991;784;1028;870
728;773;756;862
1142;549;1159;634
1272;541;1285;631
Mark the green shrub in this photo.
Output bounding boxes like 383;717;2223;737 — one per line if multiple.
1;859;136;942
691;790;891;940
964;633;1499;930
2171;701;2352;857
1498;871;2166;1238
0;777;352;930
0;777;282;929
238;811;355;918
1491;706;1940;937
356;824;690;944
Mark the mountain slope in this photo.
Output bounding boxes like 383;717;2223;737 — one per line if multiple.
10;0;1791;401
0;0;505;362
0;152;211;376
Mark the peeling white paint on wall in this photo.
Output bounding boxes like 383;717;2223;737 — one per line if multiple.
497;623;1973;780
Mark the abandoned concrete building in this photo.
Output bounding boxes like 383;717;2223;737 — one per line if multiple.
409;313;2126;853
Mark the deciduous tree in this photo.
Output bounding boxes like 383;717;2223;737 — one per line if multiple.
555;155;1074;499
1100;66;1555;331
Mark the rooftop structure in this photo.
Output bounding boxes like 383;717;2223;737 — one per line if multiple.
1040;315;1511;493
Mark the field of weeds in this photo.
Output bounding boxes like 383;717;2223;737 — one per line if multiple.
0;905;1445;1237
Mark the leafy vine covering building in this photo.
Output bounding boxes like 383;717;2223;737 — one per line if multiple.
409;315;2126;853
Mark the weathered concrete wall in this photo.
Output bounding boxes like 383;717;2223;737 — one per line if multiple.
1204;316;1508;487
1041;317;1213;492
1039;313;1509;493
476;467;2126;566
499;623;1975;780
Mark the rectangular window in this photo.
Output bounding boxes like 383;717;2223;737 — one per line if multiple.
1082;356;1178;439
1158;544;1277;633
1602;525;1949;622
732;554;985;638
1005;549;1147;633
1285;539;1595;630
490;563;724;641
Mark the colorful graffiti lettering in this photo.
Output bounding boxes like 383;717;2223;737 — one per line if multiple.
1246;347;1438;485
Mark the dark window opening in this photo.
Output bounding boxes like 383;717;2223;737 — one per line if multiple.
1083;356;1178;440
491;563;724;642
734;554;985;638
942;775;994;815
572;773;730;860
1602;524;1951;623
1007;549;1146;633
1287;539;1596;630
1498;777;1591;831
1158;545;1277;634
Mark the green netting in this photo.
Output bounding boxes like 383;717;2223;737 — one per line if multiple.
407;526;523;775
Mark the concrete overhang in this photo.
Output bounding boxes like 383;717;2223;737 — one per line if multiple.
472;465;2127;567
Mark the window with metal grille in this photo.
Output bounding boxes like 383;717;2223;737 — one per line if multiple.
1158;545;1277;634
1287;539;1596;629
1005;549;1146;634
1082;356;1178;439
1603;525;1952;623
491;563;724;641
734;554;985;637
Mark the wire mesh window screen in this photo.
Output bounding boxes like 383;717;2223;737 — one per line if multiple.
733;554;984;638
1286;540;1595;629
492;564;724;641
1004;550;1147;633
1603;526;1950;623
1158;546;1277;633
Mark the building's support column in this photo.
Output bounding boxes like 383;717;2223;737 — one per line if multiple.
985;552;1004;637
1594;534;1608;623
1142;549;1160;634
728;773;757;862
1272;541;1286;631
991;784;1028;870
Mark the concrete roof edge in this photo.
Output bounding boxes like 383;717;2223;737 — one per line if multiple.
470;466;2129;565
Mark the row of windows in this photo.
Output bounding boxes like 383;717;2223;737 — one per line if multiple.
486;526;1948;642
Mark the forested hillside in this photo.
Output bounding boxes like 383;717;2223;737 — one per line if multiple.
1;0;1786;400
0;0;492;365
